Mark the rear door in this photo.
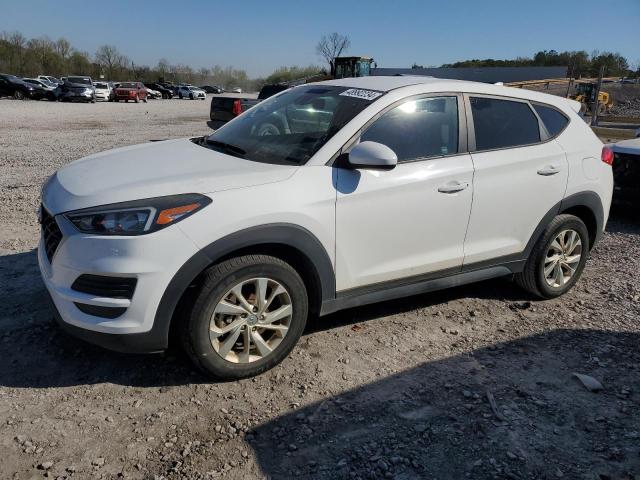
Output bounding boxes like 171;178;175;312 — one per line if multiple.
463;95;568;266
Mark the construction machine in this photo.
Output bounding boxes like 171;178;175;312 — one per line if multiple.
304;56;375;83
571;81;614;115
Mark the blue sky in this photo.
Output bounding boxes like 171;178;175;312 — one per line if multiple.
1;0;639;76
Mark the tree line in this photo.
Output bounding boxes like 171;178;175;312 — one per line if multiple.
435;49;634;77
1;30;635;89
0;31;322;90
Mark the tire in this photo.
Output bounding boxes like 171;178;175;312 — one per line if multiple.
257;122;281;136
143;97;147;103
13;90;25;100
125;99;128;103
515;214;589;299
179;93;183;99
134;95;139;103
181;255;308;380
189;93;194;100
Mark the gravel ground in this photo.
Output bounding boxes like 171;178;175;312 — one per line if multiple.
1;99;639;480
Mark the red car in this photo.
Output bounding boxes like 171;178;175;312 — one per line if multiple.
114;82;147;103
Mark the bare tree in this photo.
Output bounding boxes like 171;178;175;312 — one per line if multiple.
54;38;71;60
95;45;124;79
316;32;350;75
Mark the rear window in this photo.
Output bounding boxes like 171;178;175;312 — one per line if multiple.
470;97;540;150
533;104;569;137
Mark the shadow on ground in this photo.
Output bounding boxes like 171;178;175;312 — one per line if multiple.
0;249;529;390
248;329;640;480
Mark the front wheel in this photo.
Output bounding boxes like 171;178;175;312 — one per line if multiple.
181;255;308;380
189;93;194;100
515;214;589;299
14;90;25;100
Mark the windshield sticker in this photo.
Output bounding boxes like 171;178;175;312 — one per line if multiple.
339;88;383;101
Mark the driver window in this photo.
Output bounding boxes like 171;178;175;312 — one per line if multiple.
360;96;459;162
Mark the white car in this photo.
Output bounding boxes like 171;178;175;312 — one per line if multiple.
177;86;206;100
23;78;56;91
145;87;162;99
39;76;613;379
38;75;61;86
93;82;112;101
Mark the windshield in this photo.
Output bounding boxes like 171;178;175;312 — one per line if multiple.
204;85;382;165
67;77;91;85
119;82;137;88
95;82;108;88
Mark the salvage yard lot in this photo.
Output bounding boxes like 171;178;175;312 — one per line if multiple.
1;99;639;479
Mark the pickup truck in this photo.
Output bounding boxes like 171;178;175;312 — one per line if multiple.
209;84;288;124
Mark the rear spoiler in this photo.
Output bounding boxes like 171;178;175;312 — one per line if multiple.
566;98;582;113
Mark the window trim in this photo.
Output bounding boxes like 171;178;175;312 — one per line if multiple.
327;92;468;166
464;93;555;153
530;101;571;140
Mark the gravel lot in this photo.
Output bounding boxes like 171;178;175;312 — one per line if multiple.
1;98;639;480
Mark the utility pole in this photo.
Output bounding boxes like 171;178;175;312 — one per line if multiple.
565;63;574;98
591;65;605;126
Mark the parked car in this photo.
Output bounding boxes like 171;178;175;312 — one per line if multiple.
22;78;57;100
200;85;224;94
230;87;242;93
147;83;174;99
58;76;96;103
93;81;112;101
38;75;62;86
209;84;288;123
38;77;613;380
0;73;46;100
113;82;147;103
177;85;206;100
610;138;640;207
145;87;162;99
24;78;56;91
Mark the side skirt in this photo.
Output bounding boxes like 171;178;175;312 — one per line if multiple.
320;264;516;316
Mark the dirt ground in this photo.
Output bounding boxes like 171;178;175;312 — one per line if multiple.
0;98;639;480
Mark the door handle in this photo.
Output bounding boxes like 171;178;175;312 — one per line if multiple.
537;165;561;176
438;181;469;194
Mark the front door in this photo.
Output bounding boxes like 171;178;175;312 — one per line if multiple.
335;94;474;291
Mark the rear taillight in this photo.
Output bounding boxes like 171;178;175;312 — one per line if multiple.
601;146;614;166
232;99;242;116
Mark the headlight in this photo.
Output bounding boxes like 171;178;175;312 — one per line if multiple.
64;193;211;235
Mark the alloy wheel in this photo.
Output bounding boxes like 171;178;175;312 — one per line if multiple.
209;277;292;363
544;229;582;288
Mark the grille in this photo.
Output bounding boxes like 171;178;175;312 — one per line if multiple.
71;274;137;299
41;206;63;263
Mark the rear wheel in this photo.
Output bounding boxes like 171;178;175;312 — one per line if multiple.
189;93;194;100
181;255;308;380
515;214;589;298
13;90;25;100
179;93;183;99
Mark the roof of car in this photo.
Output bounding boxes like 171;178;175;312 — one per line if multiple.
316;75;581;113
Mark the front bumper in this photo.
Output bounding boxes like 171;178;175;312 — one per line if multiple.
39;211;201;352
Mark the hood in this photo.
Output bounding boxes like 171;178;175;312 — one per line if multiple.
42;138;298;214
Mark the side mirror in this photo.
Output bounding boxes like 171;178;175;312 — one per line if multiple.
347;141;398;170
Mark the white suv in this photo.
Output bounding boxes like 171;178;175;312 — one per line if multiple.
39;76;613;379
